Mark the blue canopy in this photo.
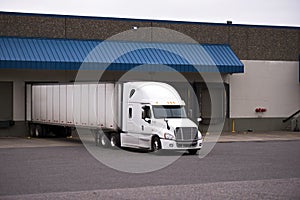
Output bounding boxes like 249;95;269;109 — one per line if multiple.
0;37;244;73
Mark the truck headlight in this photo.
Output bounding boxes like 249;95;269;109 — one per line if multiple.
164;133;175;140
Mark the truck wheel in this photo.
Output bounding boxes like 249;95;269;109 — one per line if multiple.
95;131;100;146
35;125;44;138
187;149;199;155
29;124;36;137
151;136;161;152
110;133;120;148
100;133;109;148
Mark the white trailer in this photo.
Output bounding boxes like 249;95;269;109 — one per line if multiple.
27;82;202;154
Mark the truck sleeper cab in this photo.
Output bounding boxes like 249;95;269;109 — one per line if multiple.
119;82;202;155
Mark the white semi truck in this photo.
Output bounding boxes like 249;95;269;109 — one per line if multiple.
27;82;202;154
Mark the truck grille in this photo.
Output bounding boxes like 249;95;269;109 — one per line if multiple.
175;127;198;148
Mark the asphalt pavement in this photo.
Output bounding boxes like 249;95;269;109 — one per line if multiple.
2;178;300;200
0;131;300;199
0;131;300;148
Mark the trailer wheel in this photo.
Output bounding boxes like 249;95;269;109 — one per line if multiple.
95;131;100;146
35;125;44;137
151;136;161;152
29;124;36;137
110;133;120;148
100;133;109;148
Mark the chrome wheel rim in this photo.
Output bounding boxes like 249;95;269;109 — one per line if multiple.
35;128;39;137
110;136;116;147
153;140;159;151
101;135;107;146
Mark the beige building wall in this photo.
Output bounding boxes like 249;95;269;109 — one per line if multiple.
230;60;300;118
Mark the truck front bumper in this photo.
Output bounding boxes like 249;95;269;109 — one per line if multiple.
160;139;203;150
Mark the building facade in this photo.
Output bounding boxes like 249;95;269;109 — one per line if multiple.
0;12;299;136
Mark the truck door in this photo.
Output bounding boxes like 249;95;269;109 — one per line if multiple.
138;105;153;148
122;104;139;147
122;104;152;148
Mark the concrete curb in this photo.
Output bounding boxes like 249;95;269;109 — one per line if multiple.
0;131;300;148
208;131;300;143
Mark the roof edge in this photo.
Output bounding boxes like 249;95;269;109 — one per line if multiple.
1;11;299;30
0;36;232;47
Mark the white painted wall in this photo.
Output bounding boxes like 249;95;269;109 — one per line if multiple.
230;60;300;118
2;62;299;121
0;69;73;121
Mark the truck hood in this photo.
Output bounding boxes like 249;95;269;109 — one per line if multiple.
163;118;197;128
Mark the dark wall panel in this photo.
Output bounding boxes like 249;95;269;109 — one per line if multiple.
66;18;152;40
229;26;249;60
151;22;230;44
0;14;65;38
0;82;13;120
247;28;299;61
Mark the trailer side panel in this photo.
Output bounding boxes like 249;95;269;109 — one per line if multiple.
30;83;119;131
66;85;73;125
53;85;59;124
88;84;97;126
73;84;81;126
97;84;106;128
59;85;67;124
40;85;47;122
32;86;41;122
105;84;115;129
46;85;53;123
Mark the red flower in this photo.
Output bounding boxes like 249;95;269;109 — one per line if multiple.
255;108;261;112
255;108;267;113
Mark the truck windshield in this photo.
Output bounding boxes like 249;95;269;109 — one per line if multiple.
152;105;187;119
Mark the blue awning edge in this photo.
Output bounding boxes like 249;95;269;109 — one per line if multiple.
0;37;244;73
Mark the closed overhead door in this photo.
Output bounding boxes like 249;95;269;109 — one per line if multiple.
0;82;13;121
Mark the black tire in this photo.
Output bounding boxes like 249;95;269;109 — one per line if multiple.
29;124;36;137
46;126;57;137
58;127;68;138
110;133;120;148
95;131;100;146
35;125;44;138
51;126;66;137
66;128;72;137
187;149;199;155
99;132;109;148
151;136;161;152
